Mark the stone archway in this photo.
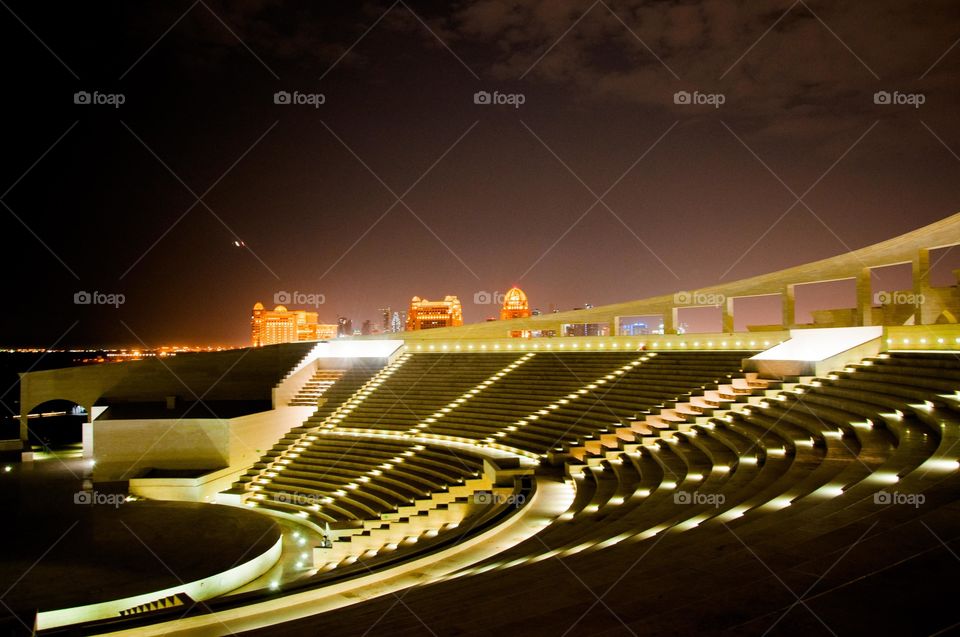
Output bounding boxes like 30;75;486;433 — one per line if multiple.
21;399;88;458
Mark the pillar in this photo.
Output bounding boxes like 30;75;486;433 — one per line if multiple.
662;308;678;334
722;297;735;333
782;284;796;328
856;268;873;326
82;419;94;459
913;249;936;325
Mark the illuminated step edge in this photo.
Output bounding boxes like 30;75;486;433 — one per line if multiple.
507;354;651;453
243;357;411;502
314;480;509;568
402;337;780;352
319;428;541;463
411;352;536;434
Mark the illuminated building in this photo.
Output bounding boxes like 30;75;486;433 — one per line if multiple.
407;296;463;330
620;320;649;336
337;317;352;337
390;311;404;333
251;302;336;346
500;287;531;320
379;307;391;332
563;322;610;337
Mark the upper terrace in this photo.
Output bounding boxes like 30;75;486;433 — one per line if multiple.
383;212;960;340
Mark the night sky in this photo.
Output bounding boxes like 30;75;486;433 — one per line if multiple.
3;1;960;347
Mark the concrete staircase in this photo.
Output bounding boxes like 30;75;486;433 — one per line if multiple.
564;372;801;469
313;476;509;569
224;359;393;500
287;369;345;406
119;593;189;617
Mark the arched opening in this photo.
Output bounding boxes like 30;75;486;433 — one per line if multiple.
617;315;664;335
731;294;783;332
929;245;960;287
675;306;722;334
24;399;86;459
794;279;857;327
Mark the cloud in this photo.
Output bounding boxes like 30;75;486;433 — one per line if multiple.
437;0;960;143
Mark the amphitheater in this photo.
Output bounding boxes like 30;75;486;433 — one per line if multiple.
8;214;960;635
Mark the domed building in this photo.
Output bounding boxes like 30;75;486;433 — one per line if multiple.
500;286;531;320
407;295;463;330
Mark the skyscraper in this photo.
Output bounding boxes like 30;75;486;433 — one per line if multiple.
379;307;391;332
337;316;353;337
391;311;403;333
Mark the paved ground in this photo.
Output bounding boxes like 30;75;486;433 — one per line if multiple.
0;453;280;631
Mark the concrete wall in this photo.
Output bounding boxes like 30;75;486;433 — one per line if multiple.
273;358;320;408
227;407;314;467
95;406;314;486
19;343;314;427
130;466;243;503
93;418;231;482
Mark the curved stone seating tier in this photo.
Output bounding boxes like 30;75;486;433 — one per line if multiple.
241;435;482;523
321;353;523;433
483;352;954;569
233;363;387;491
313;479;529;571
235;351;760;510
468;407;942;576
298;363;386;428
421;351;753;455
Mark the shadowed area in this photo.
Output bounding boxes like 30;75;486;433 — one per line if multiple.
0;457;280;629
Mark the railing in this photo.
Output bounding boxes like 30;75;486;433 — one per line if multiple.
884;324;960;350
398;331;788;353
